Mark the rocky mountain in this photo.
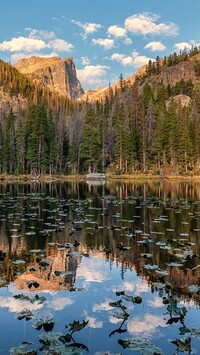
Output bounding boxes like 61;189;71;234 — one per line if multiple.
82;52;200;102
15;56;84;100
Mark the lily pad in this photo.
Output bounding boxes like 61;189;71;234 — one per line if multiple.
9;342;37;355
188;285;200;293
69;320;89;333
118;337;164;354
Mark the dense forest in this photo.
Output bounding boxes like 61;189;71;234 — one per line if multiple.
1;48;200;176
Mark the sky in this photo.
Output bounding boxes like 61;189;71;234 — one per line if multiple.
1;0;200;90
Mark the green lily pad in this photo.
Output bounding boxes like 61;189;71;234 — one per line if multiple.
118;337;164;354
9;342;37;355
69;320;89;333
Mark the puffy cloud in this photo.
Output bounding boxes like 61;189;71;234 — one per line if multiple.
107;25;127;38
110;51;154;68
48;39;74;51
71;19;103;40
0;296;43;313
111;53;133;66
81;56;91;65
148;297;165;308
93;299;113;312
92;38;115;50
83;312;103;328
144;41;166;51
76;257;111;282
132;50;154;68
26;28;56;40
128;314;167;335
0;36;46;52
87;316;103;328
174;41;193;51
125;12;178;36
49;297;74;311
123;37;132;45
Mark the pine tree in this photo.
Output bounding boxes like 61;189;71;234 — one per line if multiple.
80;108;101;173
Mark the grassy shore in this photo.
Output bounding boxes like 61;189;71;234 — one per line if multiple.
0;173;200;182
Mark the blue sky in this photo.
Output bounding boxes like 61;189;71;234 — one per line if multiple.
1;0;200;90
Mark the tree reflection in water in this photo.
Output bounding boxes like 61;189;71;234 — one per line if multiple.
0;180;199;354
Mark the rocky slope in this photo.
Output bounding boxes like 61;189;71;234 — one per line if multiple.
15;56;84;100
82;53;200;102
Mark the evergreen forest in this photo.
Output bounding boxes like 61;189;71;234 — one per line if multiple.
1;49;200;176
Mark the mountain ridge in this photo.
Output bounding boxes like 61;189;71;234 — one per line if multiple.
14;56;84;100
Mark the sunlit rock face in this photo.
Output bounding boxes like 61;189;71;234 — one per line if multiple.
15;56;84;100
0;88;28;114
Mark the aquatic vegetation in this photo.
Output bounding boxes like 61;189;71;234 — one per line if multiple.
0;181;199;354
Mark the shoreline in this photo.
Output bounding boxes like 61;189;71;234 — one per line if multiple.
0;173;200;182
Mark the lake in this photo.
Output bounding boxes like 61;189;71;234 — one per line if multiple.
0;180;199;354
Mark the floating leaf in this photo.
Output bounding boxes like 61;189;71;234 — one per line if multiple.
66;343;89;353
171;337;191;353
109;300;124;308
188;285;200;293
118;337;164;354
9;342;37;355
111;311;129;320
166;317;180;325
26;281;40;289
144;264;158;270
69;320;89;333
33;318;54;332
17;309;34;321
12;260;26;265
190;328;200;337
133;296;142;304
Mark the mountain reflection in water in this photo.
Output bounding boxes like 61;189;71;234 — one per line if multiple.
0;180;199;354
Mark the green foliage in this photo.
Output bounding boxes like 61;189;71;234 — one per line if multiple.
80;108;101;172
2;52;200;176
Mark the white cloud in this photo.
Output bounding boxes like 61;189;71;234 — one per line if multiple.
48;39;74;51
128;314;167;336
148;297;165;308
81;56;91;65
0;36;46;52
93;299;113;312
144;41;166;51
71;19;103;40
26;28;56;40
132;50;154;68
111;53;133;66
92;38;115;50
76;257;111;282
110;51;154;68
84;312;103;328
87;316;103;328
50;297;74;311
125;12;178;36
0;296;43;313
123;37;132;45
174;41;193;52
77;64;109;88
107;25;127;38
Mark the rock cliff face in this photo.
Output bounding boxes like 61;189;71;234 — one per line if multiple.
15;56;84;100
0;88;28;114
82;54;200;102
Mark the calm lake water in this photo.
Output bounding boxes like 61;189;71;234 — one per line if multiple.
0;180;199;354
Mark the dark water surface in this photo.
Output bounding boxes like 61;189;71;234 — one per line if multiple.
0;180;199;354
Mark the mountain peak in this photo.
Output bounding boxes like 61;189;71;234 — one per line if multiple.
14;56;84;100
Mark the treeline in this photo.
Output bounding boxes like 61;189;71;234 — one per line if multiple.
69;81;200;175
145;45;200;77
1;54;200;176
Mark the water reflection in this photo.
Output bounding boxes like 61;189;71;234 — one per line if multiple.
0;180;199;354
